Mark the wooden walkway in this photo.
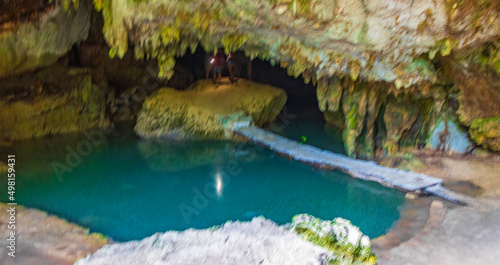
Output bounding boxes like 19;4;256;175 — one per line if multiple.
233;126;485;208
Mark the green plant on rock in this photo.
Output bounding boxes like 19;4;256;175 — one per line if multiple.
291;214;376;265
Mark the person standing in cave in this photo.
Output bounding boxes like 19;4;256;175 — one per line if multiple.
212;49;225;84
205;53;213;80
227;52;235;83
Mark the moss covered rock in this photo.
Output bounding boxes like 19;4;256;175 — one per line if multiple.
469;117;500;152
0;65;110;141
291;214;376;265
0;1;91;78
134;79;287;139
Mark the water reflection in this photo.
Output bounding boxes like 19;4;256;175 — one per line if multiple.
215;170;224;197
0;130;406;242
137;139;264;172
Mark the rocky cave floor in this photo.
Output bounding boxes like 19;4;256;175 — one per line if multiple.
373;150;500;264
1;150;500;265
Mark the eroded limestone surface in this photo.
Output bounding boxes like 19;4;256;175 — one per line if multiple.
0;64;111;141
0;0;92;78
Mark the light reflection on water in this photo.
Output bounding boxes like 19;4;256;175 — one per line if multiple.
0;130;405;242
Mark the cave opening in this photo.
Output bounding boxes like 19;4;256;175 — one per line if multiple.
170;48;345;153
173;48;319;114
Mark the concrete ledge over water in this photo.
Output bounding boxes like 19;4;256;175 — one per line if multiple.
233;126;486;208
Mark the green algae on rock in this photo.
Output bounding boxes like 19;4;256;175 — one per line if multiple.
291;214;376;265
134;79;287;139
0;65;111;141
469;117;500;152
0;0;92;78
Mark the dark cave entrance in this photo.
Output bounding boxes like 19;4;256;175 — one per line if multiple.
172;48;345;153
175;48;319;115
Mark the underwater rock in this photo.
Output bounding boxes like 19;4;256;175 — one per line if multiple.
469;117;500;152
0;64;111;141
75;216;373;265
134;79;286;139
291;214;376;265
0;0;91;78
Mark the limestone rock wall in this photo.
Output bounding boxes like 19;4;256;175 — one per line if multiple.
0;0;92;78
89;0;500;155
92;0;498;88
469;117;500;151
0;65;111;141
1;0;499;154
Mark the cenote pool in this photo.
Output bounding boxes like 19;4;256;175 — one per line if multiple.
0;126;406;242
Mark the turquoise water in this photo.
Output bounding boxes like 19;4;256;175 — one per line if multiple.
267;114;346;154
0;129;405;242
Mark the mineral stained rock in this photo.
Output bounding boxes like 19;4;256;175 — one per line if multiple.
134;79;287;139
75;215;372;265
0;65;110;141
0;0;92;78
469;117;500;152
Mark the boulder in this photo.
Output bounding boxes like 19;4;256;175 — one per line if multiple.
134;79;287;139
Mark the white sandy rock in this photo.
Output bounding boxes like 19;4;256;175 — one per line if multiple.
75;217;334;265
